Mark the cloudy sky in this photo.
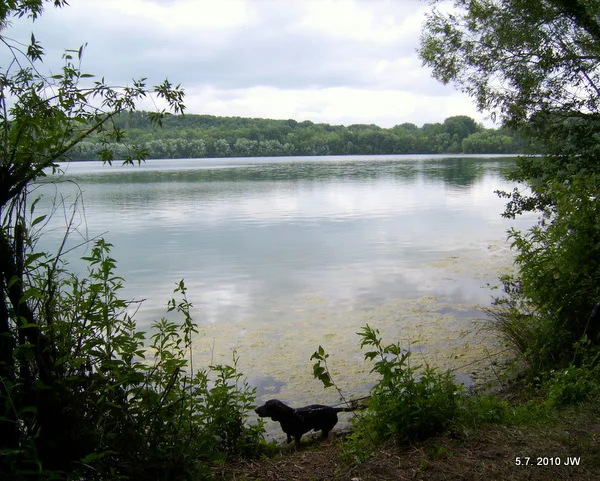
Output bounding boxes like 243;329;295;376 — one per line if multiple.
5;0;487;128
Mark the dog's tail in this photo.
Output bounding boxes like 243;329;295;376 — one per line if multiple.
334;406;357;413
333;396;370;412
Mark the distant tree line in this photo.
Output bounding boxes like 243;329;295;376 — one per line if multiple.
70;111;530;160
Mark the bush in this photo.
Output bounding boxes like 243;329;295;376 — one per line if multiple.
543;366;599;407
0;239;264;479
487;282;571;374
510;176;600;338
354;325;464;444
490;175;600;378
541;338;600;407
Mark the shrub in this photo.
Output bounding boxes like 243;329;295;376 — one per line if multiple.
489;175;600;378
355;325;464;444
0;239;264;479
486;282;571;374
541;338;600;407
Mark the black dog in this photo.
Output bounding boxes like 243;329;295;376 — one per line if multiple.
255;398;354;443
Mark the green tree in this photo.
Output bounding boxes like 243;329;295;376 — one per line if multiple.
214;138;232;156
420;0;600;366
395;122;418;131
443;115;480;143
74;110;524;158
461;130;515;153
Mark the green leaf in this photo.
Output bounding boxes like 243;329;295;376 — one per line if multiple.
31;214;46;227
19;288;43;304
24;252;46;266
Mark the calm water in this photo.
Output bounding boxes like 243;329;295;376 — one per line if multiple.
35;155;533;410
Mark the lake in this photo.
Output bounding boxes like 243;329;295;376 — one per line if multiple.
35;154;534;409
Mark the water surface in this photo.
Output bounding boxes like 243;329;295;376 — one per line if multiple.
35;155;534;411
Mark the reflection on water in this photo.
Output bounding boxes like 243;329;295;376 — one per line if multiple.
50;154;509;187
247;375;286;398
35;155;534;426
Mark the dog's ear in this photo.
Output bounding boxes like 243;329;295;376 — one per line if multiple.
269;405;283;421
266;399;284;421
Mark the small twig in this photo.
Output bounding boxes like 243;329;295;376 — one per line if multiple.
450;347;512;373
331;395;371;409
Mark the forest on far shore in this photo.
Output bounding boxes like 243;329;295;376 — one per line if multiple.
71;111;530;160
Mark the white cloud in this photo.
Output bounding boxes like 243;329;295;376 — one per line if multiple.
180;84;484;127
2;0;491;127
299;0;425;44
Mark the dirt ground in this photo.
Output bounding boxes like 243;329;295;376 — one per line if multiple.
215;406;600;481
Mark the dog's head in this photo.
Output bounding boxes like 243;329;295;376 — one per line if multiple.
254;399;291;421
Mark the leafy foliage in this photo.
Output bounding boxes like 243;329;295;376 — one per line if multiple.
354;325;462;444
311;345;334;388
325;326;517;464
311;328;464;463
2;240;264;479
0;2;265;478
543;365;600;407
311;325;596;467
68;111;528;159
420;0;600;374
420;0;600;127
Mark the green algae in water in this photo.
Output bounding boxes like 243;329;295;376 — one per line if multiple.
191;240;516;414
